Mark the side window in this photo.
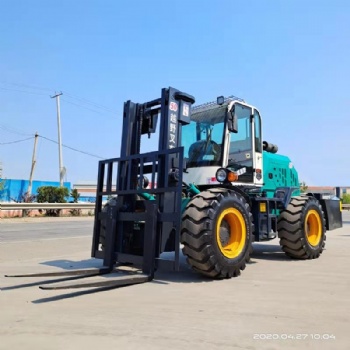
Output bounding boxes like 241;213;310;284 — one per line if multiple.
229;104;254;183
254;110;262;153
229;104;252;153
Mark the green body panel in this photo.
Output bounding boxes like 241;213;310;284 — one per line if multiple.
180;152;300;214
181;197;191;213
181;183;200;214
139;192;156;200
262;151;300;198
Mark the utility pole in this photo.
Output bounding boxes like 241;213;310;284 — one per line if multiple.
51;92;64;187
28;132;39;196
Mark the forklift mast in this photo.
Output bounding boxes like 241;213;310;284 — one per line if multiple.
91;87;195;277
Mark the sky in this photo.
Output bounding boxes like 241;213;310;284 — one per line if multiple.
0;0;349;186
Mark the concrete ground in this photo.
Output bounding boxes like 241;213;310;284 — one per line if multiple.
1;213;349;350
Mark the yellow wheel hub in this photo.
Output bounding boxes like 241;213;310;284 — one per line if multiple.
216;208;246;259
305;209;322;246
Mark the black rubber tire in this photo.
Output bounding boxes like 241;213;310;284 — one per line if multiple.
181;188;253;278
277;196;326;259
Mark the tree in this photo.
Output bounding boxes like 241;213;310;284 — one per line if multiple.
37;186;69;216
70;188;81;216
0;179;5;192
300;181;308;193
342;193;350;204
70;188;80;203
0;179;6;199
13;191;37;217
11;192;36;203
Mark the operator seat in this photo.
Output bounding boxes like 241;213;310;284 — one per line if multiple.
188;140;221;162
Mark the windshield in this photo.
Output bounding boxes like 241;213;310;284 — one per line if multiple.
182;105;226;168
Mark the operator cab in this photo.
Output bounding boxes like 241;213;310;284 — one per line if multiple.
182;104;226;167
181;96;263;186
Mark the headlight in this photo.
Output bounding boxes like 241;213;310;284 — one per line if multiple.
216;168;227;182
216;168;239;183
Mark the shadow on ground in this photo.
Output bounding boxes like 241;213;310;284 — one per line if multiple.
2;251;214;303
3;244;293;303
251;243;291;261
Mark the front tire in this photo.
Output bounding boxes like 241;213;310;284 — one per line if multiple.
181;189;253;278
277;196;326;259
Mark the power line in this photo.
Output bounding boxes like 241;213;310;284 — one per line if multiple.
0;81;53;92
0;87;48;96
0;124;34;136
0;136;34;145
0;120;105;159
62;91;116;113
60;98;115;116
0;81;117;115
39;135;105;159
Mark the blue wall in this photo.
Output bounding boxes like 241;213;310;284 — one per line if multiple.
0;179;71;202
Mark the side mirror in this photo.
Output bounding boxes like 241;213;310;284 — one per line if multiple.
228;106;238;133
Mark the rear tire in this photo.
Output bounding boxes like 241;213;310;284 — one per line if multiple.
277;196;326;259
181;189;253;278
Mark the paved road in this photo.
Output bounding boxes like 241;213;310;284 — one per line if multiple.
0;218;93;243
1;214;349;350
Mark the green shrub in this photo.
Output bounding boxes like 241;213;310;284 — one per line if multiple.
299;181;308;193
37;186;69;216
342;193;350;204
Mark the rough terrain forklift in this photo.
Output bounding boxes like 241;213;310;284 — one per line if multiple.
6;87;342;290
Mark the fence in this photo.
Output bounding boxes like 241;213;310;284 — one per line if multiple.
0;203;95;210
0;202;96;218
1;202;349;212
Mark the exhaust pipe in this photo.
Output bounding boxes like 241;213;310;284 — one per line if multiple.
263;141;278;154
